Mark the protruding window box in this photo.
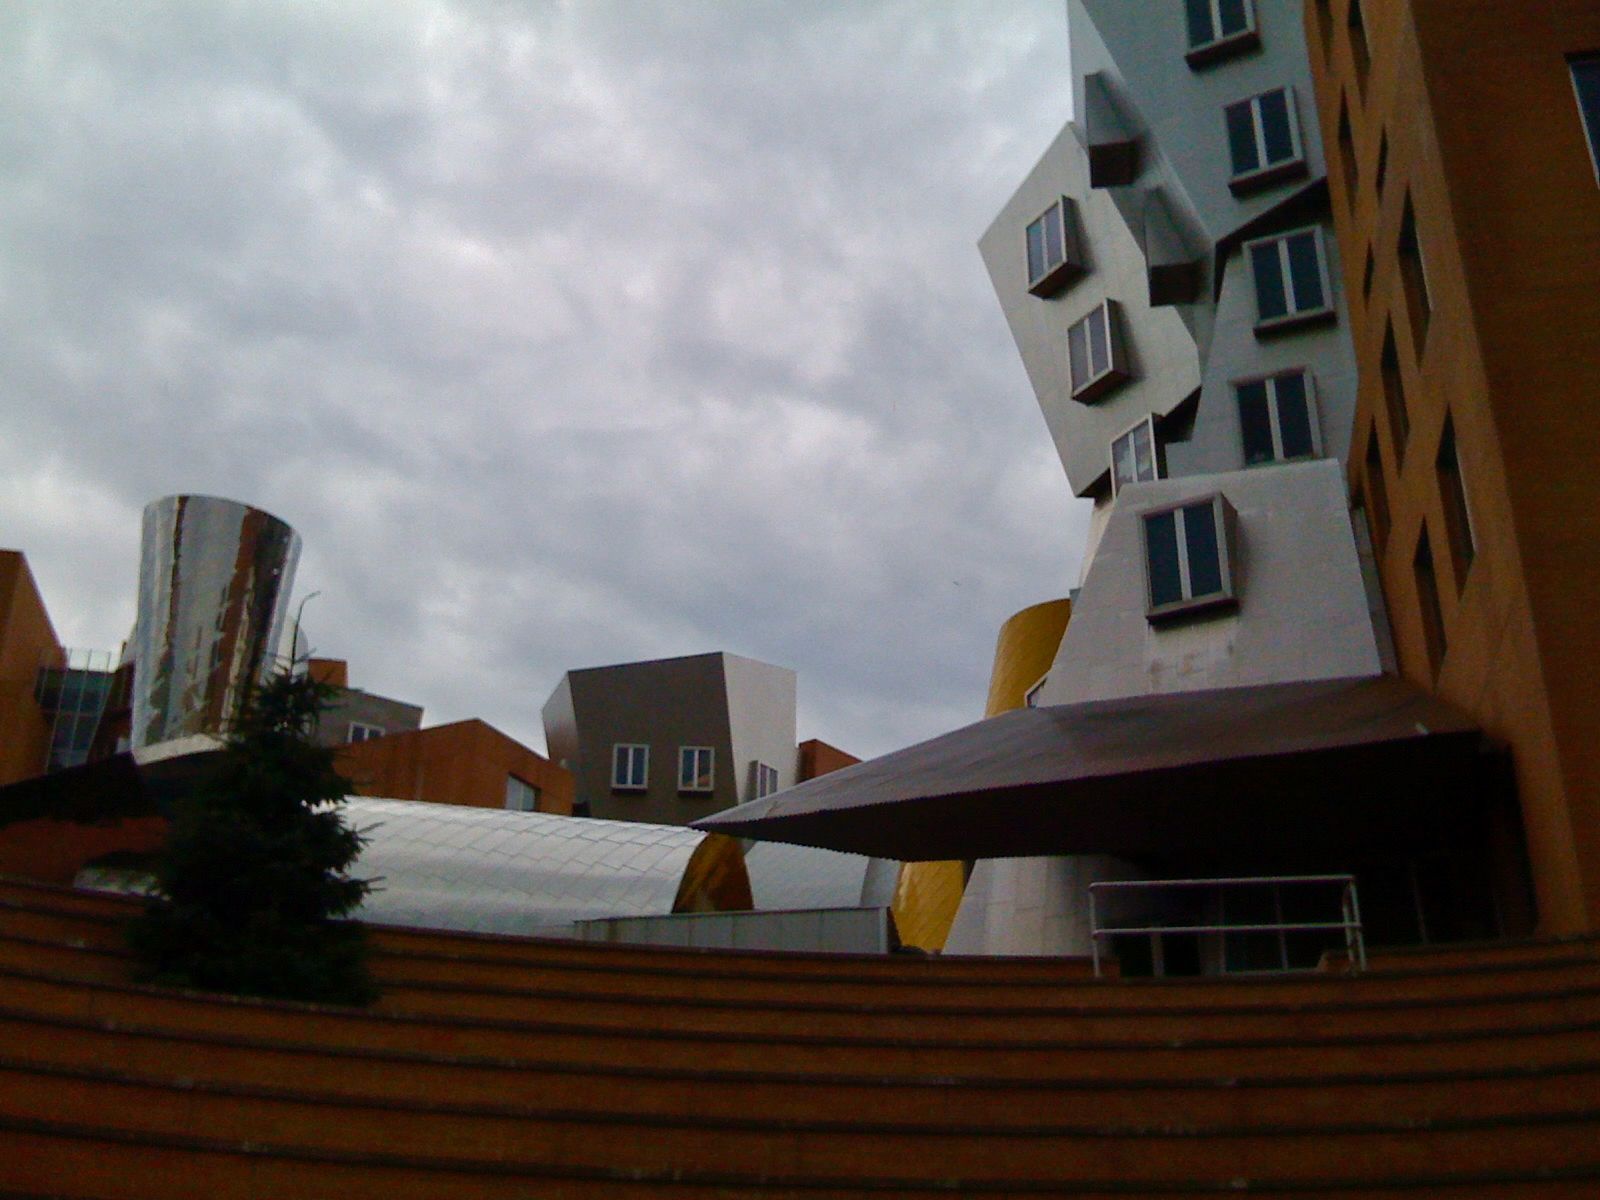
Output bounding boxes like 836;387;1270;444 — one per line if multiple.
1084;72;1141;187
1111;414;1162;495
1025;197;1085;297
1142;494;1240;624
1235;370;1321;466
1184;0;1260;68
1068;299;1132;404
1142;189;1205;306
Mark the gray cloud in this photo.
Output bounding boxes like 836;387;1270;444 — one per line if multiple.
0;0;1089;760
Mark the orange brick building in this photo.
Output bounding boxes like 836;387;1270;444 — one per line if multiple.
0;552;64;787
1309;0;1600;934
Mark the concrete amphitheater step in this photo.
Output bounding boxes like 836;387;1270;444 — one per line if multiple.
5;1006;1600;1130
7;961;1600;1081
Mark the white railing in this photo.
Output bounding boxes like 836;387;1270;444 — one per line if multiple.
1088;874;1365;978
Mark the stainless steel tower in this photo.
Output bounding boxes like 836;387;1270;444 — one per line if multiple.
131;495;301;748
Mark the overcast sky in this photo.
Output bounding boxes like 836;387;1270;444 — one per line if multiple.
1;1;1089;761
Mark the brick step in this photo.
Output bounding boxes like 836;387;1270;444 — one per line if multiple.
6;1006;1600;1130
6;1056;1600;1185
8;963;1600;1081
13;928;1600;1044
7;1115;1600;1199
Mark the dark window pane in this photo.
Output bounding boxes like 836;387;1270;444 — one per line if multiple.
1258;89;1295;165
1043;204;1064;268
1576;57;1600;166
1275;373;1315;458
1183;502;1224;597
1226;99;1260;175
1068;319;1089;390
1087;305;1110;377
1185;0;1214;47
1218;0;1250;36
1286;231;1325;312
1112;432;1137;490
1026;217;1046;282
1132;422;1156;481
1251;241;1287;319
1145;510;1183;608
1237;380;1274;465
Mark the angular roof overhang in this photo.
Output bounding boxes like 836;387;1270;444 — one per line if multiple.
694;675;1493;863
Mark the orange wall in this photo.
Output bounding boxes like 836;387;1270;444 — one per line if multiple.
0;816;167;885
1311;0;1600;932
796;739;859;782
0;552;64;786
337;720;574;815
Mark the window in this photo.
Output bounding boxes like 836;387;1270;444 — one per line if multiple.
1413;526;1447;676
1313;0;1333;55
1381;322;1409;464
1236;370;1319;466
753;762;780;799
1225;88;1306;192
1374;129;1389;196
1348;0;1371;98
1435;413;1475;592
504;775;540;812
1184;0;1258;66
1067;300;1131;402
1364;429;1391;553
1142;494;1240;622
612;743;648;791
1111;415;1161;494
1337;97;1358;204
678;746;714;793
1574;54;1600;182
1398;193;1431;350
1025;197;1083;296
347;722;384;744
1246;228;1334;332
1361;247;1375;301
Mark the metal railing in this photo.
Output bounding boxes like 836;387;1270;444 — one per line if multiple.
1088;874;1365;978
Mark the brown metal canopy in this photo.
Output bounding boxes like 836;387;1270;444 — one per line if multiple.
694;675;1491;862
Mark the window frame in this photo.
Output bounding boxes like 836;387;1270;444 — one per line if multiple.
1184;0;1259;68
611;742;649;792
1141;493;1241;623
1025;196;1083;297
1233;369;1322;467
347;722;384;744
1244;226;1336;334
1224;87;1308;193
504;775;540;812
677;745;715;794
1572;52;1600;184
1024;675;1049;709
1067;298;1132;403
1110;414;1162;495
753;761;780;800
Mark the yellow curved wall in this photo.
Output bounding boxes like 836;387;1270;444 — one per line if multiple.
892;597;1073;952
983;598;1073;718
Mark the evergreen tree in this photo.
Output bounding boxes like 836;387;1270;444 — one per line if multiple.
128;667;376;1005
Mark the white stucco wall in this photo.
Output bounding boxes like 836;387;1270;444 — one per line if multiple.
722;653;798;803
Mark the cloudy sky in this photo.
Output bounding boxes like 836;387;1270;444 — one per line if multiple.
1;1;1089;761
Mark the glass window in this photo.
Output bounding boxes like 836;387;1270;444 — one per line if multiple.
1436;413;1475;592
1413;527;1447;676
754;762;780;799
1381;322;1409;463
1185;0;1256;64
1142;496;1238;620
504;776;539;812
1398;194;1431;350
678;746;714;793
347;722;384;744
1024;197;1081;295
1111;417;1160;494
1247;228;1332;330
1574;54;1600;181
1237;371;1318;467
1067;300;1129;401
612;743;648;790
1225;88;1304;187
